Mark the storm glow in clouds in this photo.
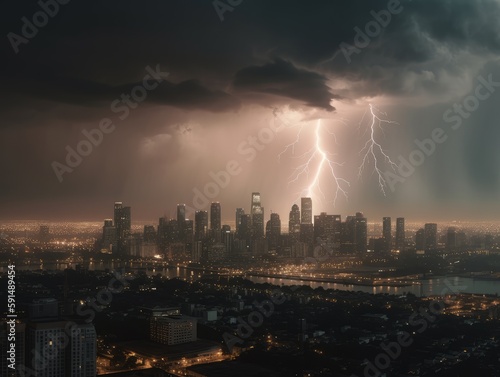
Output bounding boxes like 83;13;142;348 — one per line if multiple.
2;0;500;221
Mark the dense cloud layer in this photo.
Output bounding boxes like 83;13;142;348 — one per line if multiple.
2;0;500;220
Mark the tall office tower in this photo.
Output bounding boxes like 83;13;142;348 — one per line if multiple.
158;217;168;251
424;223;438;250
235;208;245;235
177;204;186;241
250;192;265;239
300;197;312;224
415;228;425;250
210;202;221;241
184;219;194;245
332;215;342;249
355;212;367;253
314;213;341;248
239;214;251;244
158;218;180;249
395;217;405;250
221;225;233;254
340;216;356;253
383;217;392;251
288;204;301;241
194;210;208;241
114;202;131;252
102;219;117;252
266;213;281;250
446;227;457;251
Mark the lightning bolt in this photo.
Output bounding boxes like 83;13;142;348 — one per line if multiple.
275;110;350;206
358;104;398;195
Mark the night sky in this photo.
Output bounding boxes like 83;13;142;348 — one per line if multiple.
2;0;500;222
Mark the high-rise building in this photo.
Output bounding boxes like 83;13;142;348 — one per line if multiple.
383;217;391;251
24;299;96;377
177;204;186;241
194;210;208;241
446;227;457;251
184;219;194;245
221;225;233;255
67;323;97;377
395;217;405;250
424;223;438;250
250;193;264;239
210;203;221;239
415;228;425;250
355;212;367;253
341;216;357;252
288;204;301;241
266;213;281;251
102;219;116;252
114;202;131;253
300;197;312;224
314;213;341;250
235;208;245;235
238;214;251;246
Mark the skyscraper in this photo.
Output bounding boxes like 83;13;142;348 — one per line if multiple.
383;217;391;251
102;219;116;252
300;197;312;224
194;210;208;241
239;214;251;245
355;212;367;253
266;213;281;251
250;193;264;239
395;217;405;250
446;227;457;251
314;213;341;250
288;204;301;241
416;228;425;250
114;202;131;252
235;208;245;235
177;204;186;241
424;223;438;250
210;202;221;240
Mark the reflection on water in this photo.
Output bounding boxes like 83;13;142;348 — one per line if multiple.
4;262;500;297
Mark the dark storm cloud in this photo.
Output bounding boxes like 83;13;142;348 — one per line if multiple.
2;0;500;219
233;59;337;111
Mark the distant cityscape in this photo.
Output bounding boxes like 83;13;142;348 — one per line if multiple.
1;193;500;376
